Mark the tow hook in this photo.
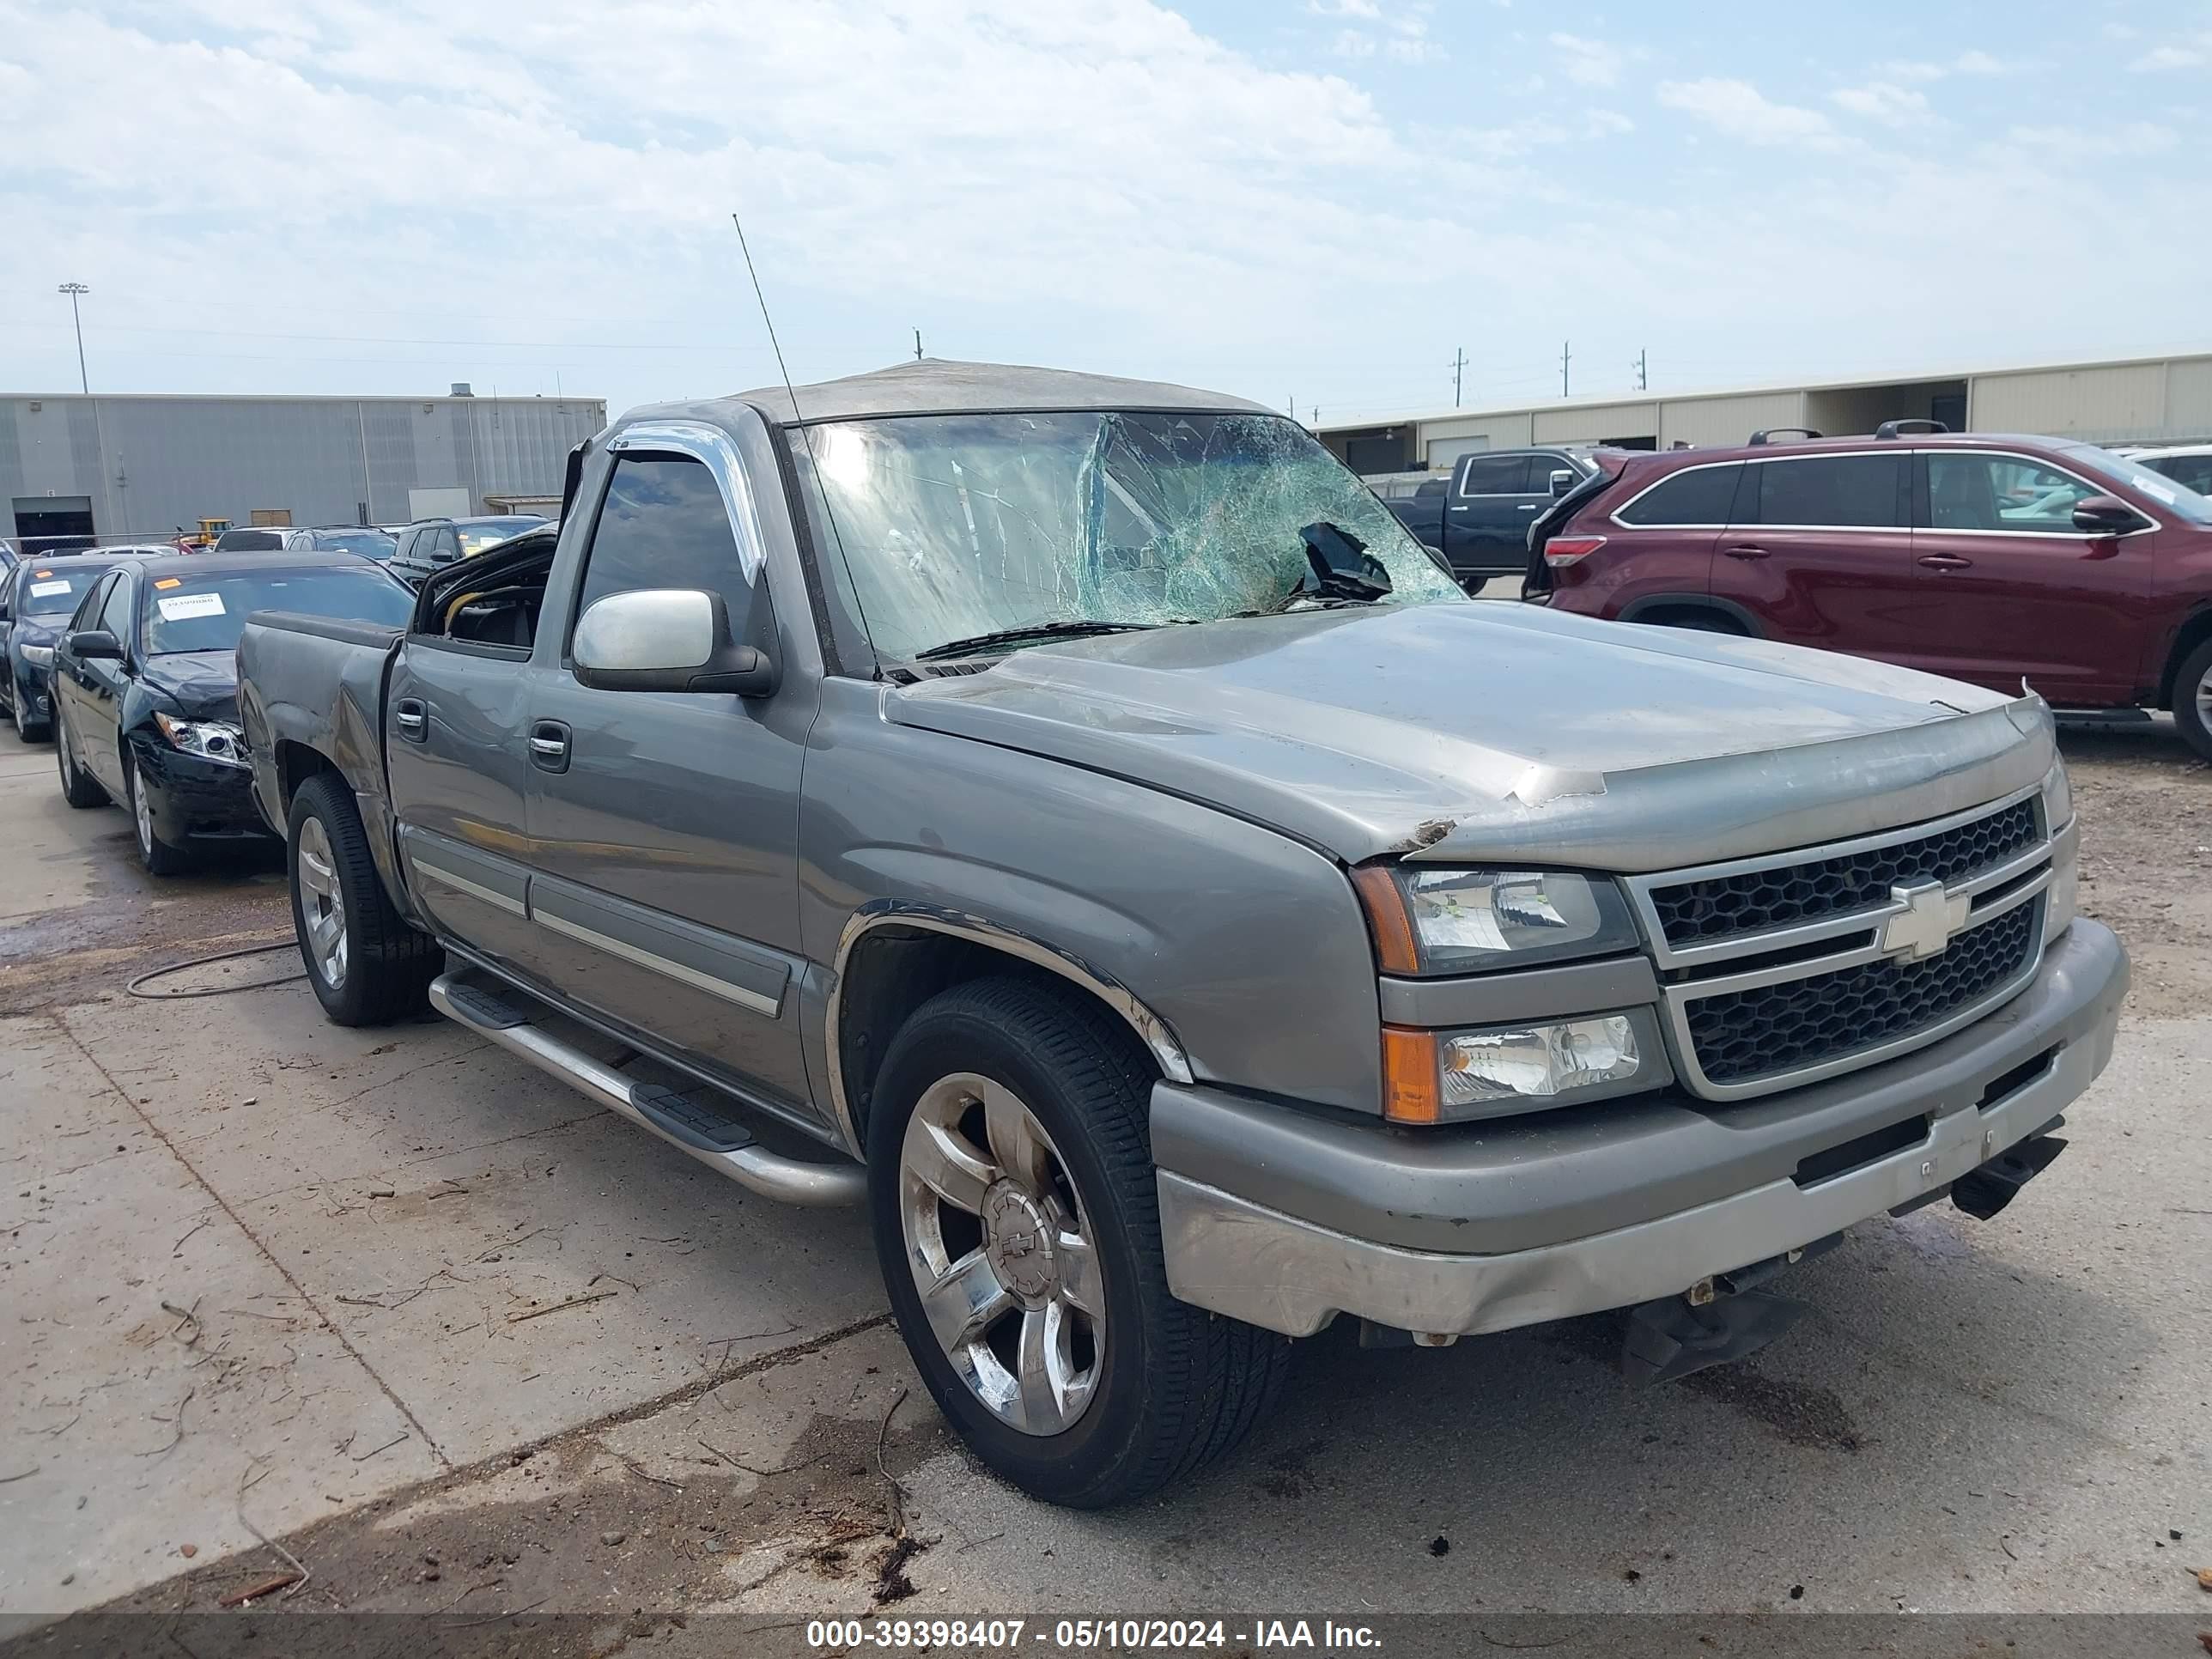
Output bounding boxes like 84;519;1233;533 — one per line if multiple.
1621;1232;1843;1389
1952;1133;2067;1221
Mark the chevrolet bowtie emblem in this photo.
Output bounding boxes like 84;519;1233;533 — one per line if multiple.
1881;879;1970;960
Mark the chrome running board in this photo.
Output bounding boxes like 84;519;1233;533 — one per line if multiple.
429;972;865;1207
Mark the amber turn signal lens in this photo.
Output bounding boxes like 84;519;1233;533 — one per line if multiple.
1352;864;1422;975
1382;1025;1442;1125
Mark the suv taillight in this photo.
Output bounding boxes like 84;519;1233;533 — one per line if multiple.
1543;536;1607;568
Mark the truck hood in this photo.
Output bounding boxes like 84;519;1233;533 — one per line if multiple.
888;602;2055;872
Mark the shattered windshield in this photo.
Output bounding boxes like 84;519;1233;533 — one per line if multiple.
805;410;1463;661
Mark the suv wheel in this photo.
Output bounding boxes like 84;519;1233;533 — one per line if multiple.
2175;636;2212;763
125;750;196;875
868;976;1289;1508
56;716;107;807
287;774;440;1024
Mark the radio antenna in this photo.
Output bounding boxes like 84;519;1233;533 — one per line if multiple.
730;211;872;664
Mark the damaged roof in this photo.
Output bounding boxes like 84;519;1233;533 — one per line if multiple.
731;357;1276;426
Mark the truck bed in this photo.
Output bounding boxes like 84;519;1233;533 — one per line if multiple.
236;611;409;891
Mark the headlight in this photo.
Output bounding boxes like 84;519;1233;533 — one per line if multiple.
1353;866;1639;975
2039;759;2072;833
1383;1008;1668;1123
154;713;249;768
19;644;52;667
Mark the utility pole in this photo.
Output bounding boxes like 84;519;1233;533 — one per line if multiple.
1560;339;1571;399
1634;348;1648;391
914;328;924;362
1451;347;1467;408
58;283;90;392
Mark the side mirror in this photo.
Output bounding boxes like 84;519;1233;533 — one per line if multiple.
1548;468;1577;498
2070;495;2142;535
68;629;124;661
571;589;777;697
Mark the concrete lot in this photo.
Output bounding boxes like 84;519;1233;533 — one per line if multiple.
0;716;2207;1635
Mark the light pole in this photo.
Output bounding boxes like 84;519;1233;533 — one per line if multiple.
58;283;90;392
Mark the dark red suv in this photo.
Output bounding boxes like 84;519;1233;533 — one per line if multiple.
1525;425;2212;759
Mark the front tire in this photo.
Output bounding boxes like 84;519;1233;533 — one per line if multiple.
287;773;440;1024
125;750;196;876
2174;636;2212;763
867;976;1289;1508
56;715;107;807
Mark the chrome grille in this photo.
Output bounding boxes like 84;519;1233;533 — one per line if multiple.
1648;798;2039;947
1684;902;2037;1086
1628;789;2056;1100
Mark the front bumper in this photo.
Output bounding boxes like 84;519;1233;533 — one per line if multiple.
1155;919;2128;1340
131;738;268;842
11;662;51;723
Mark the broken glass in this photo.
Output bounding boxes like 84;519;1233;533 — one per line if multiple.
803;410;1464;662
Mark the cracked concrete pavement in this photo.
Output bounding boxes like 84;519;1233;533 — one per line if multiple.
0;717;2206;1639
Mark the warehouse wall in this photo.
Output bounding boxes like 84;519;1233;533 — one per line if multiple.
1417;411;1534;468
1658;392;1806;450
1533;401;1658;445
1;395;605;542
1968;363;2166;442
2165;360;2212;437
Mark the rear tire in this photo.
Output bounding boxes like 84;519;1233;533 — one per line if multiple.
125;750;196;876
867;975;1290;1508
2174;637;2212;763
55;715;107;807
287;773;439;1025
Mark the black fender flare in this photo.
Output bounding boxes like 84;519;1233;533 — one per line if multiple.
1616;593;1765;635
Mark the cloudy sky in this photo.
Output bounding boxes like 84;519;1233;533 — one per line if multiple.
3;0;2206;423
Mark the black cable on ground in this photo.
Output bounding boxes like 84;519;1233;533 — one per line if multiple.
125;940;305;1000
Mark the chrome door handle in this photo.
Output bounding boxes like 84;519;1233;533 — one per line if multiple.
1723;545;1769;560
1917;555;1972;570
528;720;572;774
393;699;427;739
1516;503;1540;511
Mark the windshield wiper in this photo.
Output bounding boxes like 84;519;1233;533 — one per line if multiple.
910;620;1155;661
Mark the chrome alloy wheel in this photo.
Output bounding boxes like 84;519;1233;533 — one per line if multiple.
2197;659;2212;732
131;764;155;859
898;1072;1104;1436
295;816;348;989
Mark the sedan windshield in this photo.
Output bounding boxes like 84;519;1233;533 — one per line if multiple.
2072;447;2212;527
139;567;415;656
15;562;120;619
312;529;398;560
458;518;544;556
805;410;1462;660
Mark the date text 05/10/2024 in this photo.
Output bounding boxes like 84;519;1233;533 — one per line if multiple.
804;1618;1382;1650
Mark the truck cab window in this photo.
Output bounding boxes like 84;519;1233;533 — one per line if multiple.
575;455;750;634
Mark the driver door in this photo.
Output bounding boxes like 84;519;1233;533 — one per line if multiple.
1906;449;2155;704
520;434;814;1113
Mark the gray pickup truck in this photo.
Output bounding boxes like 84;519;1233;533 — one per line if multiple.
238;360;2129;1508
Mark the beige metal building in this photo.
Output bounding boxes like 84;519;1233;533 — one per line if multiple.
1316;349;2212;476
